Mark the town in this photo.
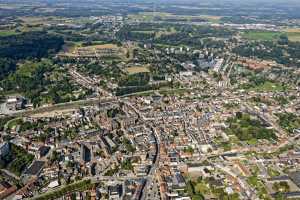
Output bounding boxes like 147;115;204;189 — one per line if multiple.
0;0;300;200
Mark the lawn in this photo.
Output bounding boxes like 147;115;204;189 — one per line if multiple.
32;180;94;200
0;116;14;131
247;176;259;187
252;81;286;92
247;176;270;199
225;113;277;142
132;30;155;34
247;138;258;145
267;167;280;177
0;143;34;176
129;12;221;23
199;15;222;23
0;30;19;37
6;118;23;130
159;88;189;96
275;112;300;134
242;31;281;41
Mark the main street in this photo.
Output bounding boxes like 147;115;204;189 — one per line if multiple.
123;100;161;200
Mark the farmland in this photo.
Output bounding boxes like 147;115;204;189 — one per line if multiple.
241;31;281;41
284;29;300;42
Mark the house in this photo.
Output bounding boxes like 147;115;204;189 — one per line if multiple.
0;181;17;199
108;184;123;200
173;172;186;189
38;146;51;158
6;96;25;111
179;71;193;78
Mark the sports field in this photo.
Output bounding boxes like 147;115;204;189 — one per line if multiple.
125;66;150;74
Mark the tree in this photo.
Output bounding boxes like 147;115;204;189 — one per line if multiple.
273;181;290;193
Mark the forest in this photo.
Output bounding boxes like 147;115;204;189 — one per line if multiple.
0;31;64;79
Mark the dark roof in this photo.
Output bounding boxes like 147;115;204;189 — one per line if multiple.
152;95;162;101
268;175;290;182
271;191;300;198
289;171;300;187
208;178;223;187
39;146;50;157
108;184;122;196
0;181;12;189
175;173;185;184
25;161;45;175
222;152;238;157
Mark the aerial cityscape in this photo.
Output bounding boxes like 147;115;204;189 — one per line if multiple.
0;0;299;199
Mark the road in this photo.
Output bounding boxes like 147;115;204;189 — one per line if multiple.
123;100;161;200
68;65;111;97
140;127;160;200
214;163;258;200
0;97;118;118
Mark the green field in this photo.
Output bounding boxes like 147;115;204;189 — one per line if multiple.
129;12;221;23
199;15;222;23
252;81;286;92
6;118;23;130
242;31;281;41
0;30;19;37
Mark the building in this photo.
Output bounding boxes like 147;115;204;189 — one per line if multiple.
6;96;25;111
0;181;17;199
81;144;92;163
213;58;224;73
0;142;10;157
173;172;186;188
289;171;300;188
108;184;123;200
179;71;193;78
25;161;45;176
38;146;51;158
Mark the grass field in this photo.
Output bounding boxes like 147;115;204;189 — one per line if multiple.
199;15;222;23
129;12;221;23
90;44;118;49
287;32;300;42
125;66;150;74
242;29;300;42
19;16;68;25
6;118;23;130
284;29;300;42
252;81;286;92
0;30;19;36
242;31;281;41
129;12;173;22
132;30;155;34
72;43;119;52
